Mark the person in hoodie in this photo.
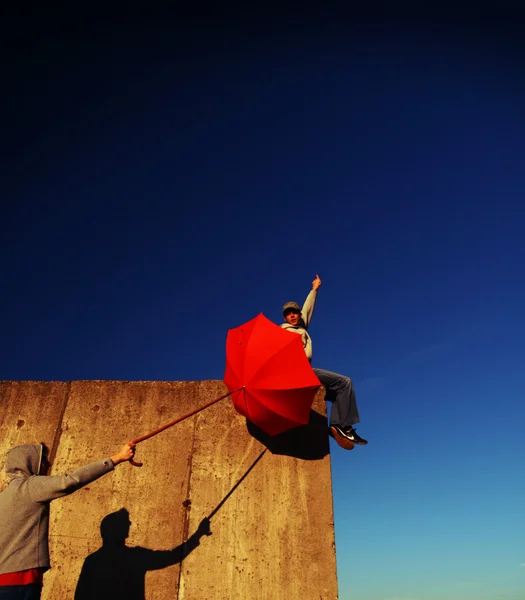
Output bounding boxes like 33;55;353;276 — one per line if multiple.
281;274;368;450
0;440;136;600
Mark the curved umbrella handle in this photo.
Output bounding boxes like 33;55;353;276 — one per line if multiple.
127;387;243;467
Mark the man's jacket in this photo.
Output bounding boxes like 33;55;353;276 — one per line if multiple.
280;289;317;361
0;444;114;575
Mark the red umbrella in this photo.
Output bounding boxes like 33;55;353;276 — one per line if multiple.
224;313;321;436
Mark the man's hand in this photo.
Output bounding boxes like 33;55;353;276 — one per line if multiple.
111;442;136;465
312;273;322;291
196;517;212;537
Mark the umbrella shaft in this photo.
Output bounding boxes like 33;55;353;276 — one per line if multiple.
132;387;244;445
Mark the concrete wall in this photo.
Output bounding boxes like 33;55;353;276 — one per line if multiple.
0;380;338;599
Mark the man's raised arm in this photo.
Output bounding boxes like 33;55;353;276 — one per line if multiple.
301;274;322;329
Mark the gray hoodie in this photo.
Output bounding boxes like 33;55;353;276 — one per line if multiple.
280;289;317;361
0;444;114;575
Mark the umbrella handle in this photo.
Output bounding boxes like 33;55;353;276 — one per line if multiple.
128;387;244;467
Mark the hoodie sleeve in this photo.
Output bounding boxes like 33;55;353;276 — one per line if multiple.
28;458;115;503
301;290;317;329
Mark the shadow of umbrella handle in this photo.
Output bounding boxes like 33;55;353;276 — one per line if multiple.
127;387;244;467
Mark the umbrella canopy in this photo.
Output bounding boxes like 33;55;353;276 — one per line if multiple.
224;313;321;435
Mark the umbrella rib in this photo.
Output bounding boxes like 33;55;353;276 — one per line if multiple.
240;387;252;423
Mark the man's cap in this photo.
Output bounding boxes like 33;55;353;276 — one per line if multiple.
282;301;301;314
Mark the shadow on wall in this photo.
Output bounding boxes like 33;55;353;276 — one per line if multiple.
247;409;329;460
74;509;210;600
74;451;268;600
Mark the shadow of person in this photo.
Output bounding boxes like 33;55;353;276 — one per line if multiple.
74;508;210;600
246;409;329;460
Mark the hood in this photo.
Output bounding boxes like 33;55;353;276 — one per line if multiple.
5;444;43;479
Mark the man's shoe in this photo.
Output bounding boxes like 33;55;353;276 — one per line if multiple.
329;425;355;450
344;427;368;445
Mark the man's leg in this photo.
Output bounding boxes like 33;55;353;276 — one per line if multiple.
0;585;41;599
313;368;367;447
312;368;359;429
24;585;41;600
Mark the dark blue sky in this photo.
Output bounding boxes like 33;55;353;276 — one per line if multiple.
2;11;525;599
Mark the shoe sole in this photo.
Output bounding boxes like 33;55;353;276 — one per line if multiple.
329;426;354;451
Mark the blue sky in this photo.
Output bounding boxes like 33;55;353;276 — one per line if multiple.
2;13;524;600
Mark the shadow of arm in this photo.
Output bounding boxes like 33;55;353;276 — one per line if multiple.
144;518;212;571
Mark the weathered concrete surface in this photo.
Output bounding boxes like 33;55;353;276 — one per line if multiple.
0;381;69;489
0;381;338;599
